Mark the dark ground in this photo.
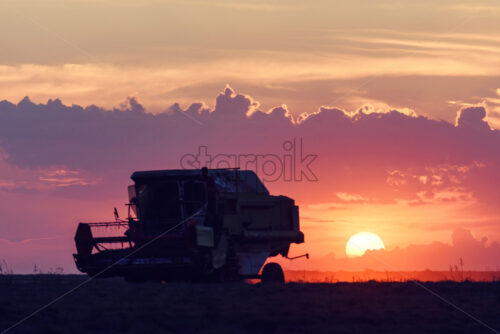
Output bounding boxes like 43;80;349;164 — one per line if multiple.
1;275;500;334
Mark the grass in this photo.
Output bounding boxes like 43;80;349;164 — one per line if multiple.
1;276;500;333
0;260;14;286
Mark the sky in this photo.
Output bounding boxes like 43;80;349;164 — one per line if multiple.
1;0;500;273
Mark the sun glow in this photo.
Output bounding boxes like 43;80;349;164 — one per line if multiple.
345;232;385;258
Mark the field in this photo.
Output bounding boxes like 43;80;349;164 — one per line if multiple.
284;270;500;283
1;275;500;334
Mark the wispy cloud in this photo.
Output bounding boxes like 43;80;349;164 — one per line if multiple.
0;236;61;245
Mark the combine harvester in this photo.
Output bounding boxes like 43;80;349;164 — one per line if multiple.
73;168;305;283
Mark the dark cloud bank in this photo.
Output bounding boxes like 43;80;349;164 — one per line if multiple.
305;228;500;271
0;85;499;204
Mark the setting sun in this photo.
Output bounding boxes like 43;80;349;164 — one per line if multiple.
346;232;385;258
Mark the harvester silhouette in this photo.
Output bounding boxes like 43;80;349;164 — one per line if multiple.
73;168;304;283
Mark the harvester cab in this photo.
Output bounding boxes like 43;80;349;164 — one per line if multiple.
73;168;304;283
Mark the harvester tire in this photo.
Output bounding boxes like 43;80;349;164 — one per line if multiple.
261;263;285;284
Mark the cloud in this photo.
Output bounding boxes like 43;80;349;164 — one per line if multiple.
0;87;499;205
455;105;491;131
2;64;500;129
166;0;293;11
0;236;60;245
287;228;500;271
0;236;68;273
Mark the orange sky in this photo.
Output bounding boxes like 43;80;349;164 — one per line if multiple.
1;0;500;273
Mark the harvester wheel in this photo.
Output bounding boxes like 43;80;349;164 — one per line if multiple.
261;263;285;284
